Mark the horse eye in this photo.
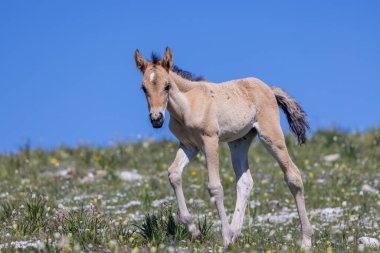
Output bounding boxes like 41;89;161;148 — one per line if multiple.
164;84;171;92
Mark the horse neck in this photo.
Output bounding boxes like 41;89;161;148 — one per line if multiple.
169;72;194;92
167;72;196;121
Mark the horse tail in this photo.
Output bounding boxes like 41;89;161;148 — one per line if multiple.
271;86;309;145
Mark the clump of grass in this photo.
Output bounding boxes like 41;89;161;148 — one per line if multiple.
166;208;188;242
197;215;213;242
134;206;189;246
114;222;135;244
135;212;165;245
0;200;15;222
60;205;108;250
19;195;48;235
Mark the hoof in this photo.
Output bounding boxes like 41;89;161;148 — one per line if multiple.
223;238;232;248
188;224;201;240
223;229;235;247
301;245;312;253
301;238;312;253
191;229;201;240
230;229;241;243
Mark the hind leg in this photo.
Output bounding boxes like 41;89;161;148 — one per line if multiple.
228;129;256;242
256;115;313;250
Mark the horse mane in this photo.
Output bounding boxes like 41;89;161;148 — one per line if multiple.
150;52;205;82
151;52;161;64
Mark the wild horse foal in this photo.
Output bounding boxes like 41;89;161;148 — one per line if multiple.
134;47;313;249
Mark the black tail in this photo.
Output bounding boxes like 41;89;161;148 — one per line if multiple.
271;87;309;144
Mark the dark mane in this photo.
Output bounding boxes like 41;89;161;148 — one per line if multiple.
150;52;161;64
150;52;205;82
171;65;205;81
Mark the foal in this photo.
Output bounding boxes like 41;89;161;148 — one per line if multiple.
134;47;313;249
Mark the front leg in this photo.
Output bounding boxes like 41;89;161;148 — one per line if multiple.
202;135;232;247
168;144;200;237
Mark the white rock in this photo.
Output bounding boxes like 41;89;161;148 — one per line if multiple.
323;153;340;162
96;170;106;177
80;172;95;183
118;171;142;181
106;200;141;211
250;200;261;208
0;192;9;198
124;200;142;208
151;196;174;207
0;240;43;249
358;237;380;247
56;169;72;177
256;211;298;224
361;184;379;195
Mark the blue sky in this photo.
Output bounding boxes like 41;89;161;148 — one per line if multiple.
0;1;379;152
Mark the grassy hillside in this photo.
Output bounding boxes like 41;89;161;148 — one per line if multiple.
0;129;379;252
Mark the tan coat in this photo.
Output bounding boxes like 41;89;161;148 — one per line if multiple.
134;48;313;250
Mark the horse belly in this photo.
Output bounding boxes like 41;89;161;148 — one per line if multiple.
217;106;256;142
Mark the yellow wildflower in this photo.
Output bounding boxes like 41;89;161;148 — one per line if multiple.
108;240;117;250
63;243;71;253
191;171;197;176
50;157;58;166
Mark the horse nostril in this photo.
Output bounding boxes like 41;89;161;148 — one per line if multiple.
150;112;163;121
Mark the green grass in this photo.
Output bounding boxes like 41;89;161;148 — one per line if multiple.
0;129;379;252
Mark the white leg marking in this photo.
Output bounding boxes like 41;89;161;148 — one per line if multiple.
228;130;256;243
178;155;190;172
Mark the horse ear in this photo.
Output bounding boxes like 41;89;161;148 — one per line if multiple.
134;49;148;73
162;47;173;71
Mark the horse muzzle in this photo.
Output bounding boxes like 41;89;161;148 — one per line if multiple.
150;112;164;128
